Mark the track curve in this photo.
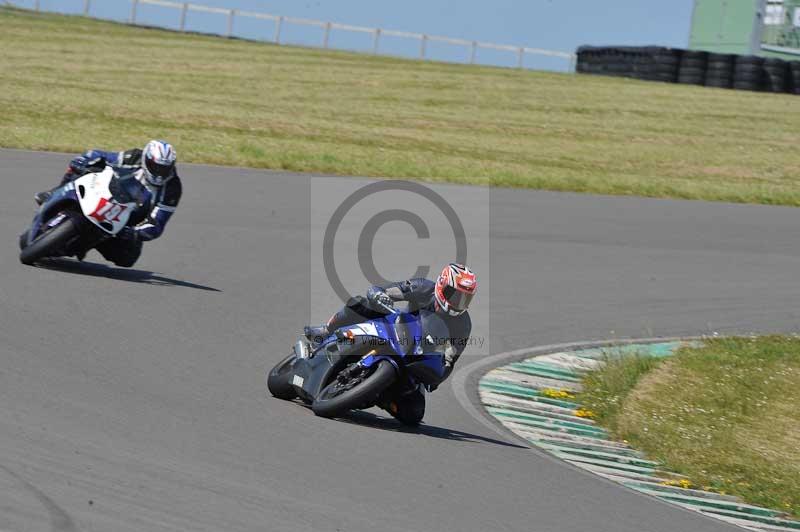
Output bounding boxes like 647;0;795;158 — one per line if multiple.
3;149;800;532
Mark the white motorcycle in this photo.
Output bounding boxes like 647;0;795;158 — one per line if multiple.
19;166;150;265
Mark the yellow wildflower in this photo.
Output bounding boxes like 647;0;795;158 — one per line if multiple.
661;479;695;490
541;388;576;400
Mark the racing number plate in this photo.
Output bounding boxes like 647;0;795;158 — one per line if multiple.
89;197;128;224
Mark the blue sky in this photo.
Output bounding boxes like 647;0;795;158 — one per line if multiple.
33;0;696;71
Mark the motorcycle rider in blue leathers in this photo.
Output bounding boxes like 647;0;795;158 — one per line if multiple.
304;263;477;424
33;140;181;268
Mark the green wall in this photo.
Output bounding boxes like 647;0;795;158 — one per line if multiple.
690;0;763;54
690;0;800;57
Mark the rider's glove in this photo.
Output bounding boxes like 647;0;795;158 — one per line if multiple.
369;290;394;312
117;226;139;242
440;343;460;382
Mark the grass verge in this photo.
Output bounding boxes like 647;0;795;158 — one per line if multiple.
581;337;800;518
2;6;800;205
578;349;666;433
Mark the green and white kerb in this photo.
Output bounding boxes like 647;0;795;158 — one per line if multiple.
479;342;800;532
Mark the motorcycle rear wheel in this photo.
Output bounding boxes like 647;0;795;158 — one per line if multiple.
312;360;396;419
267;354;299;400
19;216;79;265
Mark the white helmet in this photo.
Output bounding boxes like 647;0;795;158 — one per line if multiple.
142;140;176;186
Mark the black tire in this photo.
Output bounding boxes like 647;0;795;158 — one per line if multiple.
267;354;299;400
705;76;732;88
763;75;787;93
312;360;396;419
678;66;705;77
708;53;735;64
648;72;678;83
734;66;762;77
763;65;787;76
735;55;763;67
706;61;731;68
681;50;708;61
706;63;734;71
732;81;762;92
733;72;764;83
651;64;680;74
606;63;633;74
680;58;707;69
789;63;800;93
19;216;79;265
678;75;705;85
653;55;680;66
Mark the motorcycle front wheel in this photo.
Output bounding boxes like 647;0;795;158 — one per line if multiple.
312;360;396;419
19;216;79;265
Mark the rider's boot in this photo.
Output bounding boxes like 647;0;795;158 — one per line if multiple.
35;172;76;206
304;324;329;344
34;190;53;206
382;385;426;426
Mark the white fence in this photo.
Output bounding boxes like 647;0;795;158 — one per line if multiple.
8;0;576;71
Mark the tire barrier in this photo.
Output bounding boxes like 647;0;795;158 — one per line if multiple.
575;46;680;82
763;58;789;93
677;50;707;86
704;52;735;89
732;55;764;92
790;61;800;95
576;45;800;96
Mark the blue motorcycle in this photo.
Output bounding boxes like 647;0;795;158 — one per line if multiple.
267;307;449;425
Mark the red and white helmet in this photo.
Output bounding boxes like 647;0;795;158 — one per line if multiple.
434;263;477;317
142;140;176;186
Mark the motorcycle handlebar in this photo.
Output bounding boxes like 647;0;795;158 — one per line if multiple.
376;301;398;314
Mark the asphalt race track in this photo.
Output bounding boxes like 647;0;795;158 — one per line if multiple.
3;148;800;532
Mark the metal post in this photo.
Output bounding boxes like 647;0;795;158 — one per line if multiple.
226;9;235;37
323;22;331;48
372;28;381;54
420;34;428;59
470;41;477;64
568;54;577;73
274;16;283;44
517;47;524;69
179;2;188;31
129;0;138;24
83;0;91;16
750;0;767;54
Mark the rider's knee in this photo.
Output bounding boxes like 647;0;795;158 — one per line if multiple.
392;387;426;426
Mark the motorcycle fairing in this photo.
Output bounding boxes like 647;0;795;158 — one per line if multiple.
287;310;449;401
349;314;444;385
291;342;374;402
26;182;79;246
74;168;138;234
